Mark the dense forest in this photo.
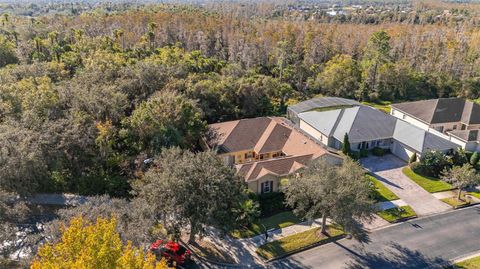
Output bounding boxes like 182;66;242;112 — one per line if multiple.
2;0;480;197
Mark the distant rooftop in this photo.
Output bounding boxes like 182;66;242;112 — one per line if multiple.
391;98;480;125
288;97;360;114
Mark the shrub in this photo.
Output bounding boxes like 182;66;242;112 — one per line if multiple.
360;149;369;158
342;133;351;155
418;151;450;177
372;147;387;156
470;152;479;166
451;149;468;166
257;192;288;217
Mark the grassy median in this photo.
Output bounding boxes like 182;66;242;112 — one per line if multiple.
402;167;452;193
377;205;417;223
256;225;345;260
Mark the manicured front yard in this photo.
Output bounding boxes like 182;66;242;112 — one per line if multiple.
454;255;480;269
367;174;399;202
231;211;302;238
402;167;452;193
256;225;345;260
377;205;417;223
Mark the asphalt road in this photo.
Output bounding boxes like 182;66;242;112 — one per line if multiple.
270;205;480;269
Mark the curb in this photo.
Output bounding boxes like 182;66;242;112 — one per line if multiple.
260;233;346;263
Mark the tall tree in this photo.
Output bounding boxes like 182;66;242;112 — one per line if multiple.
360;30;392;101
314;54;360;98
31;216;167;269
441;164;480;200
125;91;206;155
133;148;256;242
283;158;375;239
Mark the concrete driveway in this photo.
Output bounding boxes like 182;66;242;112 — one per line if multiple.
360;154;451;216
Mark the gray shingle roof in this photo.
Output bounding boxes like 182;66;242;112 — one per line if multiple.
392;98;480;125
299;106;397;143
393;119;458;152
288;97;360;114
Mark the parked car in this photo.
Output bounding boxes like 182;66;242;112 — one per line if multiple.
150;239;192;266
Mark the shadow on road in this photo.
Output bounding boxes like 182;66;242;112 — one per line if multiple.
268;258;313;269
343;242;451;269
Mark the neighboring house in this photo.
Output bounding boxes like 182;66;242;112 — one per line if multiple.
391;98;480;135
205;117;342;194
391;98;480;151
294;98;458;161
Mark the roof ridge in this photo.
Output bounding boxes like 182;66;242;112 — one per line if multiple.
254;119;278;153
429;99;440;123
329;107;346;136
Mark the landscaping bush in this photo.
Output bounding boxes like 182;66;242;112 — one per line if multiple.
418;151;450;177
372;147;388;156
451;149;468;166
410;162;428;175
360;149;369;158
257;192;288;217
470;152;479;166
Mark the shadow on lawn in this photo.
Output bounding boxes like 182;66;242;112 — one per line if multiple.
343;242;451;269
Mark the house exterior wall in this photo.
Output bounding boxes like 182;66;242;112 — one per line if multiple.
299;119;330;146
391;108;430;130
248;174;279;194
220;149;284;165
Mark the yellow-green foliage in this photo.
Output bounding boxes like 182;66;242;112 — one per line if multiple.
31;216;167;269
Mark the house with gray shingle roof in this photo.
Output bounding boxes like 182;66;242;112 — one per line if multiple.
391;98;480;152
295;98;459;161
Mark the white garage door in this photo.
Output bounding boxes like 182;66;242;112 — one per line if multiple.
392;141;414;161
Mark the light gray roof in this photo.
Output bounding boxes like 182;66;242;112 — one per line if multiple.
288;97;360;114
393;120;426;152
298;109;342;136
298;103;458;153
339;106;397;143
393;119;458;152
299;106;396;143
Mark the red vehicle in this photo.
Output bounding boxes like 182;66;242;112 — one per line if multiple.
150;240;192;266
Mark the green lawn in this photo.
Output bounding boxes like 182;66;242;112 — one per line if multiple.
467;191;480;199
377;205;417;223
361;101;392;114
402;167;453;193
455;255;480;269
231;211;302;238
256;225;345;260
367;174;399;202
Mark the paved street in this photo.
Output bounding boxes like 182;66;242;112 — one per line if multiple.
271;205;480;269
361;155;451;216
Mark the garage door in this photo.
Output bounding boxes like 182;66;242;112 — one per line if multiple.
392;141;414;161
